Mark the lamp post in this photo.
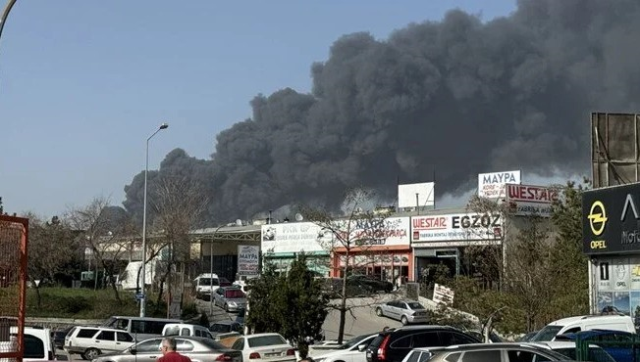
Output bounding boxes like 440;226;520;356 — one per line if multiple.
139;123;169;317
0;0;18;50
209;224;228;316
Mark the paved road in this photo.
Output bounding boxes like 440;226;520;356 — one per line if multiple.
195;293;405;342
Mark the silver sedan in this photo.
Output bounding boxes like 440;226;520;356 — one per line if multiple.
375;300;429;325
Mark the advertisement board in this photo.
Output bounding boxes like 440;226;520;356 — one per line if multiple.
478;170;521;199
237;245;260;276
582;182;640;255
398;183;435;209
333;217;410;247
261;222;329;254
411;213;502;243
592;256;640;317
505;184;560;217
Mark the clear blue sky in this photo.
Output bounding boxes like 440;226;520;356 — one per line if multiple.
0;0;516;218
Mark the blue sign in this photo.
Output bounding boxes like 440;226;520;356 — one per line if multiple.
135;293;145;301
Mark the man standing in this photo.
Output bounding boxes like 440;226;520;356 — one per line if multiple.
158;337;192;362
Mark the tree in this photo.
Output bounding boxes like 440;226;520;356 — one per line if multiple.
69;196;136;302
246;259;285;333
26;214;79;307
275;254;329;358
148;174;210;314
300;188;392;344
505;214;554;331
547;180;590;318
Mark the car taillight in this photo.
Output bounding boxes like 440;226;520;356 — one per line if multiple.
377;335;391;361
249;352;261;359
216;354;232;361
286;349;296;356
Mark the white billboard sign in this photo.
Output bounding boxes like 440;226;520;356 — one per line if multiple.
505;184;560;217
433;283;454;306
261;222;330;254
333;217;410;247
398;182;435;209
478;170;521;199
237;245;260;276
411;213;502;243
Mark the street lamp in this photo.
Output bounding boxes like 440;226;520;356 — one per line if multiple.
209;224;228;316
140;122;169;317
0;0;18;49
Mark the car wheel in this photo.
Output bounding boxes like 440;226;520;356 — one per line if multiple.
401;315;408;325
83;348;101;360
376;308;383;317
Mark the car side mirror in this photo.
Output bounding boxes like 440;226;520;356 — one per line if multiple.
130;348;137;355
358;345;367;352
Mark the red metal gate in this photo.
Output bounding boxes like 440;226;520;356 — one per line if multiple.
0;215;28;362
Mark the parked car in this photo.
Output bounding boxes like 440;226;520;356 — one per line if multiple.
554;329;640;362
162;323;214;339
531;314;635;342
405;343;572;362
375;301;428;325
517;330;539;342
365;325;480;362
92;336;242;362
310;333;376;361
0;326;57;362
52;326;73;350
209;320;244;337
231;333;296;362
347;275;394;294
64;326;135;360
213;286;247;313
194;273;221;300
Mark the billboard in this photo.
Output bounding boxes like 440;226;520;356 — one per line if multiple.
478;170;521;199
592;113;640;188
583;182;640;255
333;217;410;247
411;213;502;243
237;245;260;276
261;222;329;254
505;184;560;217
398;182;435;209
591;256;640;317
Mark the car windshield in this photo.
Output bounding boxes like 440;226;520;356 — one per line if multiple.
407;302;425;310
341;334;371;349
225;289;245;298
164;326;180;336
530;325;563;342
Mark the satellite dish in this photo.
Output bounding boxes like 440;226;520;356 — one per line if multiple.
236;219;243;226
295;213;304;221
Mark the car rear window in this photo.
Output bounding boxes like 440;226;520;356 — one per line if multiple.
368;334;386;349
248;335;287;348
76;329;99;338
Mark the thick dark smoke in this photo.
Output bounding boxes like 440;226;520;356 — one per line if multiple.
124;0;640;224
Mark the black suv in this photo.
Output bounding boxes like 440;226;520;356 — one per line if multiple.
365;325;480;362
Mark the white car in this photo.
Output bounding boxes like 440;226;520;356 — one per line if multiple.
0;326;56;362
231;333;296;362
64;326;135;360
311;334;376;362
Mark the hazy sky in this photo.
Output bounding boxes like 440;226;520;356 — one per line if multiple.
0;0;516;217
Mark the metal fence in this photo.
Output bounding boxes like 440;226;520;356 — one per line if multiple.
0;215;28;362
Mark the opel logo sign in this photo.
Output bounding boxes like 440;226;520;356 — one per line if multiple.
588;201;608;236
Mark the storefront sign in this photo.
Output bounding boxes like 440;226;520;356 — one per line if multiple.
505;184;559;217
583;183;640;255
333;217;410;247
261;222;331;254
478;170;521;199
237;245;260;276
411;213;502;243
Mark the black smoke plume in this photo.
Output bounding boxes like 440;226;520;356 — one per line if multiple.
124;0;640;224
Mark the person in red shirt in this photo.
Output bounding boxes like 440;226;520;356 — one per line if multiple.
158;337;192;362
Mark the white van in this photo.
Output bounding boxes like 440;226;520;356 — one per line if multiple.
532;314;636;341
102;316;182;341
162;323;214;339
194;273;221;299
